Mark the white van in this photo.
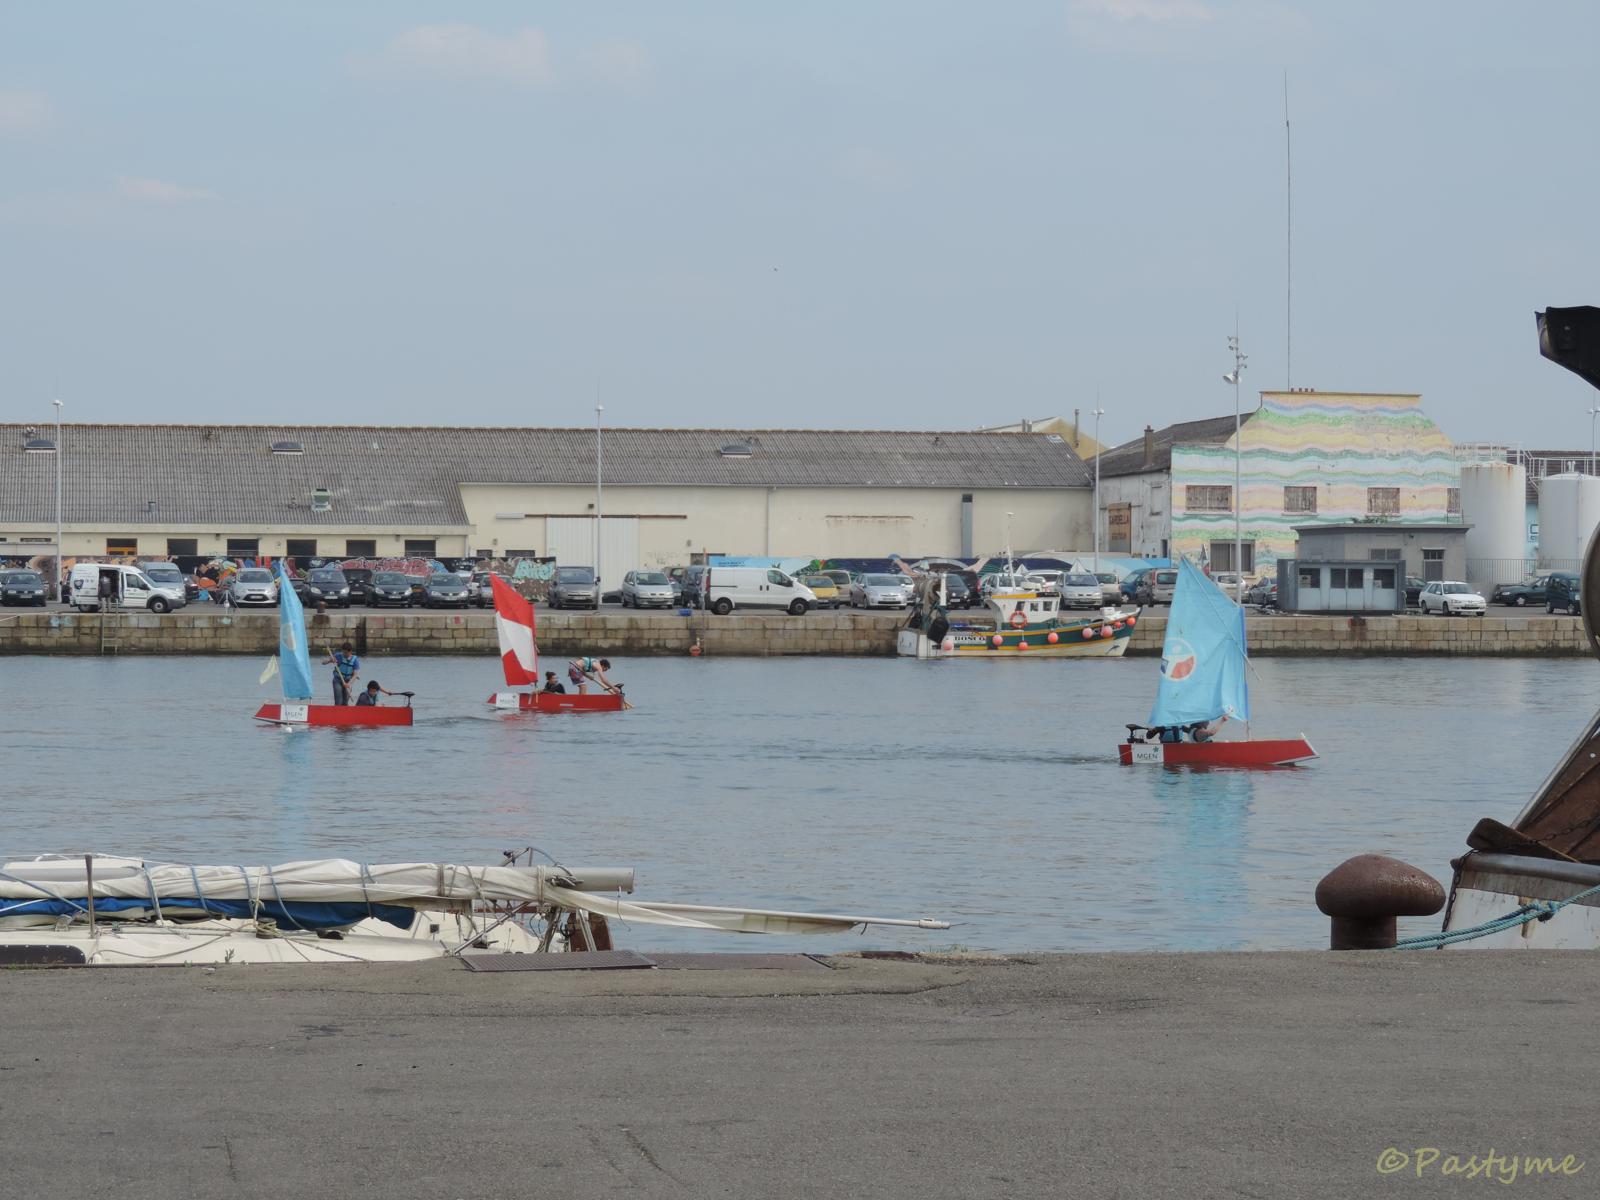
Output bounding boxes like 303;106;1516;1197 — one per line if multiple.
704;567;817;616
69;563;173;613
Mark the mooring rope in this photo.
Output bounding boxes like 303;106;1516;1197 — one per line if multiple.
1395;881;1600;949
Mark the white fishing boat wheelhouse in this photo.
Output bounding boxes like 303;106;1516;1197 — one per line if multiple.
0;852;949;966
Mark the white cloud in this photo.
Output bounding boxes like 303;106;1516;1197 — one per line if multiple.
362;25;555;87
579;41;651;91
115;176;218;203
0;89;54;137
1070;0;1214;21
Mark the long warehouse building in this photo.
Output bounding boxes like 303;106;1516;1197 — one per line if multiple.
1;424;1094;567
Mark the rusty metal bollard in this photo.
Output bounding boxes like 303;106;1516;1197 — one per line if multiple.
1315;855;1444;949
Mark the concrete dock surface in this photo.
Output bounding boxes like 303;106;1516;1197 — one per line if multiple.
4;949;1594;1198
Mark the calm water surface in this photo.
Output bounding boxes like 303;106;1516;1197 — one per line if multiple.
3;654;1595;953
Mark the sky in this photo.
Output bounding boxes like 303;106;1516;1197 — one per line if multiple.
3;1;1600;448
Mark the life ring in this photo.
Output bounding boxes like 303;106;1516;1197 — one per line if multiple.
1008;609;1027;629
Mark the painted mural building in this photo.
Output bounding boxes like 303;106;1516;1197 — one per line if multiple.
1098;391;1460;574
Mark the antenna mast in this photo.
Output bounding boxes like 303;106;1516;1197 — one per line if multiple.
1284;70;1293;391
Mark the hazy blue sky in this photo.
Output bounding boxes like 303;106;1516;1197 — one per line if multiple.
3;2;1599;447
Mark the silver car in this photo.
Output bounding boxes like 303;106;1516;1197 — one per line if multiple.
621;570;676;608
1060;573;1104;609
136;561;189;609
850;573;913;609
229;567;278;607
549;566;599;609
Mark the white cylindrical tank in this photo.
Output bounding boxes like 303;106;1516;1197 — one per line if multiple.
1461;462;1528;587
1538;473;1600;568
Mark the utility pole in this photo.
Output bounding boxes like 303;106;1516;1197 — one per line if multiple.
1223;330;1248;593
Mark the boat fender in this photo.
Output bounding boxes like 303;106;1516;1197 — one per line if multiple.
1046;632;1058;644
689;639;703;657
1100;626;1114;639
1017;640;1029;650
940;637;955;652
990;634;1003;647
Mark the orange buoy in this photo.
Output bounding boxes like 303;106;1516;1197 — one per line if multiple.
1046;631;1059;644
1017;640;1029;650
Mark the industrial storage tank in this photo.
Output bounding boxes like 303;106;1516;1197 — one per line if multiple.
1461;461;1528;588
1538;473;1600;569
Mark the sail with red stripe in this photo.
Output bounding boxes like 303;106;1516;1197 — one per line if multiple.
491;575;538;686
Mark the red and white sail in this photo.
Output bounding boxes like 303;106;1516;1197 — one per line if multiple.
491;575;538;686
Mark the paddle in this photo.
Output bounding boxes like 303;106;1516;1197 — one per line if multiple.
570;660;633;709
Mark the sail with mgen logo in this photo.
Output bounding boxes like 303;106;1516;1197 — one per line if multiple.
1147;557;1250;729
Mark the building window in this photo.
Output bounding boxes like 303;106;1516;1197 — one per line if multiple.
226;538;260;561
1368;548;1402;561
166;538;198;557
1447;487;1461;515
346;539;377;558
1185;485;1233;513
106;537;137;556
1298;567;1322;589
1209;541;1255;573
1367;487;1401;516
1330;567;1364;588
1373;567;1396;590
286;539;318;560
1283;486;1317;514
404;539;437;558
1422;548;1445;583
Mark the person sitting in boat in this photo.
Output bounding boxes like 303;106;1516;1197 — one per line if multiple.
542;671;566;694
354;680;395;706
1157;725;1182;744
567;657;613;694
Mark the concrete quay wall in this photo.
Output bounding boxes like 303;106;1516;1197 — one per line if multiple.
0;609;1592;657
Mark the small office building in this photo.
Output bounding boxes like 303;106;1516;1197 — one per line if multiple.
1277;522;1470;613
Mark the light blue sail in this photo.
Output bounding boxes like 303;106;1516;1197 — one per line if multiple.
1148;558;1251;728
275;561;315;701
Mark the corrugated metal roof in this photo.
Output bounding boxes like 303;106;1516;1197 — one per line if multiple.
0;424;1090;528
1096;414;1249;478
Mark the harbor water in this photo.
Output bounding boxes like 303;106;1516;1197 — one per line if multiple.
4;654;1595;953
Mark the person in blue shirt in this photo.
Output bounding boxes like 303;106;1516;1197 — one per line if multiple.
322;643;360;705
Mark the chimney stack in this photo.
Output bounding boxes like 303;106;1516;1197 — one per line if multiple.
1142;425;1155;469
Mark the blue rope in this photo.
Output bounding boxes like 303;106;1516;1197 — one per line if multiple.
1396;881;1600;949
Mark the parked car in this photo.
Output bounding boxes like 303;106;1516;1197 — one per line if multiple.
1245;578;1278;607
228;567;279;607
940;573;974;608
1404;576;1425;608
850;573;913;609
1546;572;1583;615
1060;573;1104;609
304;566;352;608
182;574;200;601
1095;572;1122;605
1420;581;1486;616
1120;567;1155;602
136;561;190;609
802;574;844;609
70;564;172;612
550;566;600;610
343;567;374;606
1211;572;1245;602
816;569;856;599
366;571;416;608
1491;578;1549;607
621;570;676;608
1144;569;1178;605
466;571;499;607
422;572;472;608
1026;569;1063;597
0;569;47;606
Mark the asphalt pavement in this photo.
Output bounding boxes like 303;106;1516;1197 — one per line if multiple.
2;949;1594;1198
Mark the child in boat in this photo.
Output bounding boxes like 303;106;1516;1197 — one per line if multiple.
354;680;396;706
323;643;360;705
542;671;566;694
566;657;613;694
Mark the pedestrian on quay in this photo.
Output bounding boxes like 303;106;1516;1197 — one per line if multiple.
323;642;360;705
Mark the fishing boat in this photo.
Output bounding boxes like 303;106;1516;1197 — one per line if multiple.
484;575;627;712
896;560;1141;659
0;852;948;966
253;562;413;728
1119;558;1315;767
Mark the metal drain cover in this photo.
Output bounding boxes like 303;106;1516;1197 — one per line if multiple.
460;949;657;972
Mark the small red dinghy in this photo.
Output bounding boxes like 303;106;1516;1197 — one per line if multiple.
254;702;414;728
1118;737;1316;768
487;691;625;713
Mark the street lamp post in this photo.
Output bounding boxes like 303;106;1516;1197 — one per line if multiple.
1589;406;1598;477
1222;333;1248;595
52;400;63;601
595;403;604;598
1092;405;1105;574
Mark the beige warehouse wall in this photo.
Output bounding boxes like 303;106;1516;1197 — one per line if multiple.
458;484;1089;567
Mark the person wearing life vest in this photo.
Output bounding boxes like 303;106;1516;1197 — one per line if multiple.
322;643;360;705
567;657;613;694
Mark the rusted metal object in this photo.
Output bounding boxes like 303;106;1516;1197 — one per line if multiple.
1315;855;1444;949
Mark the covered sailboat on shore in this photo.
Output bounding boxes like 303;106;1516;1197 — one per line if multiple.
254;562;413;727
0;852;948;966
1120;558;1315;767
